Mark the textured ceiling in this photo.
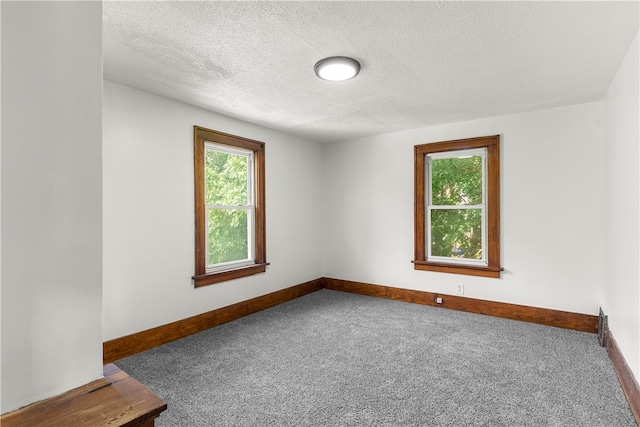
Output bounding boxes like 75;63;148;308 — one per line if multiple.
103;1;639;143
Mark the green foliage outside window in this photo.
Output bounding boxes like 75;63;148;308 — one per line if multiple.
205;149;249;265
430;155;483;259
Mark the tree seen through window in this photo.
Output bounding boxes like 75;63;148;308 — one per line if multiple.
429;155;483;260
205;147;251;266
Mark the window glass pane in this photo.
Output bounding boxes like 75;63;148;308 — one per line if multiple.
205;149;248;206
431;155;483;206
431;209;482;259
208;209;248;265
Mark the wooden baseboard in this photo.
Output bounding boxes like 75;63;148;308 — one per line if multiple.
0;365;166;427
103;278;323;364
323;277;598;333
103;275;636;423
605;330;640;424
103;276;598;362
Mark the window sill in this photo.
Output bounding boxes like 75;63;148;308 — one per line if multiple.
193;262;269;287
412;260;502;278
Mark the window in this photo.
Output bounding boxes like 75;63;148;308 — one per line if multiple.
193;126;267;287
413;135;502;278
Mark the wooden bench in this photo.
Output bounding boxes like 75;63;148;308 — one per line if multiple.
1;364;167;427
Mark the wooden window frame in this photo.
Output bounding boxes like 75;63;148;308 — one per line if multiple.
193;126;267;287
413;135;502;278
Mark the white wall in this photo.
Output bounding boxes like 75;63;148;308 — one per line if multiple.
102;81;324;341
1;2;103;413
603;32;639;382
1;0;4;412
322;102;606;316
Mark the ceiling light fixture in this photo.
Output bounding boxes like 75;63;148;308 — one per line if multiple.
314;56;361;82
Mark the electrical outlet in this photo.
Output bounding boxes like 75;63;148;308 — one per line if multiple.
436;297;443;304
456;284;464;295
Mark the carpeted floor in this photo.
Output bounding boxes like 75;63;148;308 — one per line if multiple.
116;289;636;426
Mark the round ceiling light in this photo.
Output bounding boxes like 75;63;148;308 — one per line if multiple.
314;56;361;82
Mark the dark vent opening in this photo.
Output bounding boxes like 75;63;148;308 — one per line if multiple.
597;307;608;347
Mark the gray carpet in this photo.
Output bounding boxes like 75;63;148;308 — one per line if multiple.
116;289;636;426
